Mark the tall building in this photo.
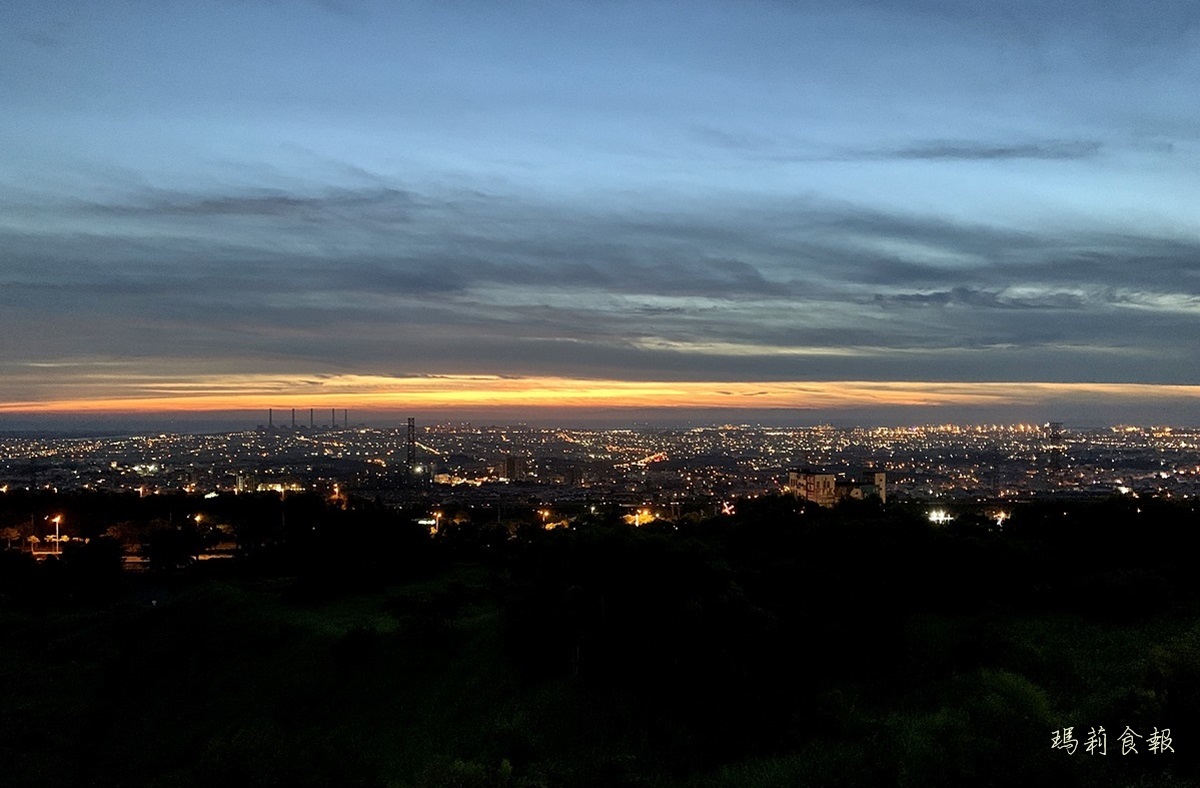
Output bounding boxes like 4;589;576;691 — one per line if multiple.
1044;421;1066;484
500;455;527;481
789;469;838;506
788;467;886;506
406;417;417;471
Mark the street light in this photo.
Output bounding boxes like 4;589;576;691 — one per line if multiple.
50;515;62;554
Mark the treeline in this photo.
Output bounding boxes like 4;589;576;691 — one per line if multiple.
492;496;1200;783
3;492;1199;785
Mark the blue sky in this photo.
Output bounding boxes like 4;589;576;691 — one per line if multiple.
2;0;1199;424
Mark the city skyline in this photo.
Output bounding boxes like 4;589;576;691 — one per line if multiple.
6;420;1199;505
3;1;1199;426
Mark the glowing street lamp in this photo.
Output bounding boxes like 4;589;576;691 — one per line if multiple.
49;515;62;554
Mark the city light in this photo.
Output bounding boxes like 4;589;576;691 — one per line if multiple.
1;423;1199;508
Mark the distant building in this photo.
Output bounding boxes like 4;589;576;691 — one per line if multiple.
788;468;886;506
499;455;527;481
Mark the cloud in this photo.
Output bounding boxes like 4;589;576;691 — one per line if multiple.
893;140;1102;161
694;132;1106;164
874;287;1088;310
841;139;1103;162
4;176;1200;391
218;0;366;18
84;186;419;220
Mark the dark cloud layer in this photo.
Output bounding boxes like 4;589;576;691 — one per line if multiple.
2;175;1198;393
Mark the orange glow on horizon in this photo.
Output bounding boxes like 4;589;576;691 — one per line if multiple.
2;374;1199;414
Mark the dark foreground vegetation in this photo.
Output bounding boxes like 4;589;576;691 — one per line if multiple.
2;491;1199;786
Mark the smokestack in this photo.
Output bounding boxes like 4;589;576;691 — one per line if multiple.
343;409;348;428
269;408;273;428
332;408;336;429
291;408;295;429
310;408;314;429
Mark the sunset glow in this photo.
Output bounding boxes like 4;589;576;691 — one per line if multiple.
3;375;1198;416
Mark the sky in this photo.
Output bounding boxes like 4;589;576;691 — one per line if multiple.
2;0;1199;428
